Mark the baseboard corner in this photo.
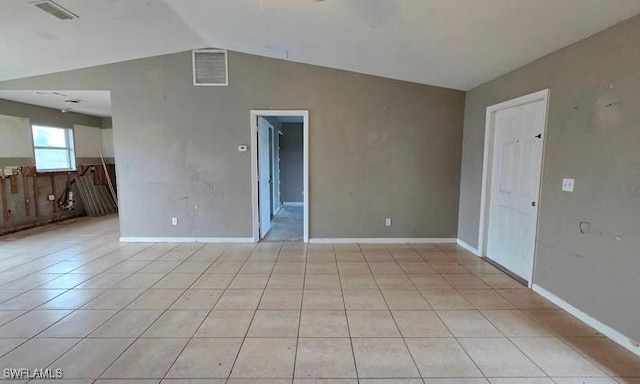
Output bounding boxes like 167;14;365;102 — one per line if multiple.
456;238;481;256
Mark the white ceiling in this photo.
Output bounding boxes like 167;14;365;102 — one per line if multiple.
0;0;205;82
1;0;640;90
0;90;112;117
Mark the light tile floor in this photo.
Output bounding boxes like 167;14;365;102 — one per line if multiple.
0;215;638;383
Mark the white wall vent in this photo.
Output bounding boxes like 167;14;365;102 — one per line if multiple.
32;0;78;20
192;49;228;86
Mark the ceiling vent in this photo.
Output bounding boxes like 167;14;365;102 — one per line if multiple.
32;0;78;20
193;49;228;86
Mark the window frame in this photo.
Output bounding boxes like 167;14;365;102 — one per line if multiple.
31;124;77;172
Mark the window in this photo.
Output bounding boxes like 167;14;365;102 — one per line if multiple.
31;125;76;171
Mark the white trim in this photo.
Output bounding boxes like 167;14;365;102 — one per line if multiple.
271;125;281;214
197;237;254;243
309;238;457;244
456;238;481;256
478;89;550;287
119;237;253;243
251;110;309;243
532;284;640;357
282;202;304;207
32;124;76;172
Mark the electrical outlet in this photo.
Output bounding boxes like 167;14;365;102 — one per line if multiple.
48;194;55;201
171;217;178;226
562;178;575;192
385;218;392;227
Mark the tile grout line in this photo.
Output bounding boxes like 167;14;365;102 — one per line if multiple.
87;242;211;380
0;225;126;381
45;243;208;381
427;243;493;381
225;241;280;381
0;229;629;382
0;224;113;271
335;243;360;383
0;232;125;354
158;243;234;382
0;227;148;366
434;243;556;381
362;243;425;382
0;221;124;286
290;241;308;383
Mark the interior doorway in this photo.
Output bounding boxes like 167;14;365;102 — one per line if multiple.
478;89;549;286
251;110;308;242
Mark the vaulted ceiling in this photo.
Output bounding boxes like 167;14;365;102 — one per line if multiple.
1;0;640;90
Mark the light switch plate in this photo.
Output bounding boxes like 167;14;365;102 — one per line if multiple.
238;145;248;152
562;178;575;192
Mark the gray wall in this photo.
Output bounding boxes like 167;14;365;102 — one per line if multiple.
458;14;640;343
280;123;303;203
0;98;104;166
0;50;465;239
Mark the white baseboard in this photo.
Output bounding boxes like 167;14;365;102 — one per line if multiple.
309;238;457;244
120;237;254;243
532;284;640;357
198;237;255;243
282;202;303;207
456;238;481;256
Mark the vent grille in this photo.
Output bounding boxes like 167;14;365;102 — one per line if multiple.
32;0;78;20
193;49;228;86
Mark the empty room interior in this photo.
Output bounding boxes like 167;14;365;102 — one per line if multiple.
0;0;639;382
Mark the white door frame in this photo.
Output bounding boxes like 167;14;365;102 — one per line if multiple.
257;117;274;238
477;89;550;287
251;110;309;242
272;127;282;215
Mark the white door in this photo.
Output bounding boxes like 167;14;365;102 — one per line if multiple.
258;117;272;238
486;99;546;282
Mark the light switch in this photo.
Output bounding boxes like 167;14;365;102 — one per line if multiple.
238;145;248;152
562;178;575;192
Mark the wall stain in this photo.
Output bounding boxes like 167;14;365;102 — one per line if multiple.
578;219;623;241
189;170;224;201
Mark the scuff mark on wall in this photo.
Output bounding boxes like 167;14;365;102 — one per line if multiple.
578;219;624;242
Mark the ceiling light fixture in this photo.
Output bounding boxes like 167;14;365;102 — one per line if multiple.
31;0;78;20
